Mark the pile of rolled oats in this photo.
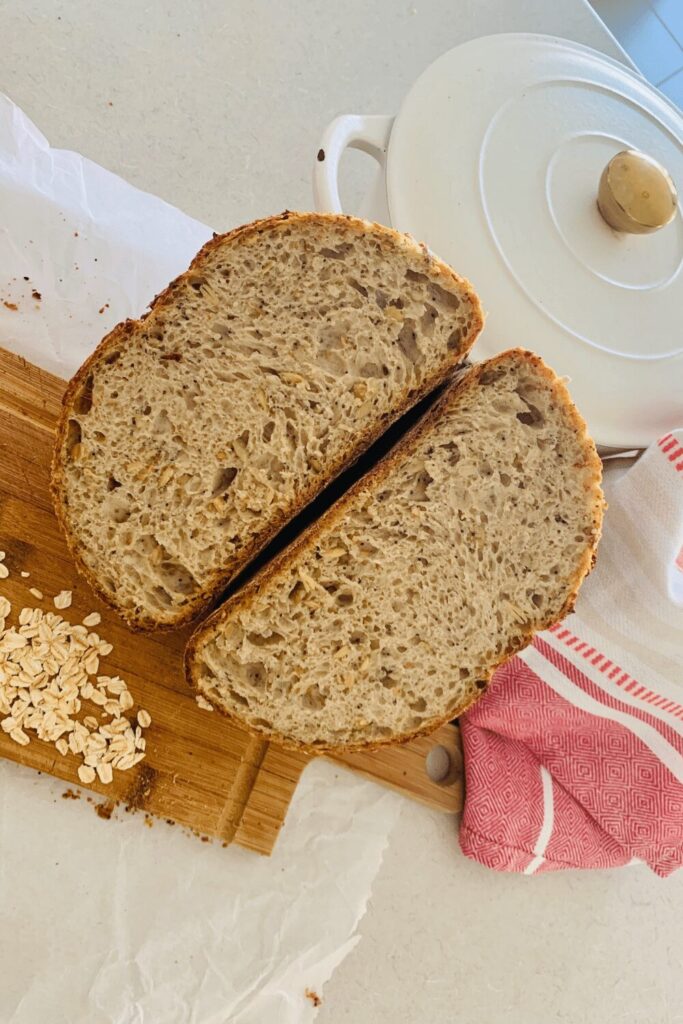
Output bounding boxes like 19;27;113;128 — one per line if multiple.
0;553;150;786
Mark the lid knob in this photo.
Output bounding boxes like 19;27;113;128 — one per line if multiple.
598;150;678;234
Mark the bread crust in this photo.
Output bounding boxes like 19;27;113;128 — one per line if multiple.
185;348;605;754
50;211;484;631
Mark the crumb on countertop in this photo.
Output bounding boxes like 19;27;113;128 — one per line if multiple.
3;301;18;311
305;989;322;1008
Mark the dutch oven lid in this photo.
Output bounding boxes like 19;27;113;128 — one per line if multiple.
386;34;683;448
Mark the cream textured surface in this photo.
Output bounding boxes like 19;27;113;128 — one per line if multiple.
2;2;681;1021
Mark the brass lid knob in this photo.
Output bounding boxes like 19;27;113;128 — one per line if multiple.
597;149;678;234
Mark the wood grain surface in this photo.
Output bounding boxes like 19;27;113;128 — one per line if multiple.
0;347;463;854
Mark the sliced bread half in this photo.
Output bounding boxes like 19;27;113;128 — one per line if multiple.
51;212;483;630
186;349;604;753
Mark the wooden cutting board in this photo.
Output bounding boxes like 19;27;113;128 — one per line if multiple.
0;347;463;854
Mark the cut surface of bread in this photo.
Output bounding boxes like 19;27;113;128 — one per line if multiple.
51;212;483;630
186;350;604;753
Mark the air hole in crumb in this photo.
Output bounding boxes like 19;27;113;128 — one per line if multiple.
336;591;354;607
66;419;82;457
153;409;172;434
211;467;238;497
420;303;438;335
440;441;460;466
104;351;121;366
517;408;543;427
151;585;173;608
156;560;198;595
348;277;368;298
396;318;421;365
229;689;249;706
531;594;543;608
302;684;326;710
252;717;272;730
410;697;427;712
359;361;383;379
405;269;428;285
247;631;284;648
318;244;351;260
73;375;94;415
447;327;462;351
107;475;121;491
262;421;275;443
244;662;266;688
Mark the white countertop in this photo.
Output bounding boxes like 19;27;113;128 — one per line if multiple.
2;1;681;1021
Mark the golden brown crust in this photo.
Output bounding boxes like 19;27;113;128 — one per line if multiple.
185;348;605;755
50;210;484;632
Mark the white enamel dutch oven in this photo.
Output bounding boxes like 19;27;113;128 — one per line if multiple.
313;34;683;451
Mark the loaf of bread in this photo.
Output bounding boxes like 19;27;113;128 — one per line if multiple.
51;212;483;630
186;350;604;752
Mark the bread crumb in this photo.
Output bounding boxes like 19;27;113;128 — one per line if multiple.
195;694;214;712
3;301;18;311
20;571;30;578
305;989;322;1008
31;290;41;301
29;587;43;600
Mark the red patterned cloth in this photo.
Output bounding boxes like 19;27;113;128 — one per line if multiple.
460;431;683;876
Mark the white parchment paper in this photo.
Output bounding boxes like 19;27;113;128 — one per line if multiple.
0;93;403;1023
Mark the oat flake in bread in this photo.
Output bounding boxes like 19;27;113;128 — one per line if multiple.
51;212;483;630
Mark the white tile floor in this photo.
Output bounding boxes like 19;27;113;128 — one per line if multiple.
591;0;683;106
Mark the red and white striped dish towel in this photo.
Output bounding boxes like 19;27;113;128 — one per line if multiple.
460;430;683;876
